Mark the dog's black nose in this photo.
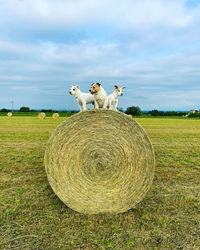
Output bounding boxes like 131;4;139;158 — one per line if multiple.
121;93;123;96
89;89;91;92
69;91;71;94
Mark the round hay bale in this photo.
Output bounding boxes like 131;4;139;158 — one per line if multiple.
7;112;12;117
52;113;59;119
44;109;154;214
38;112;46;119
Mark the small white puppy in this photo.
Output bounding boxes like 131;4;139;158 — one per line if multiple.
89;83;108;108
108;85;125;110
69;85;94;111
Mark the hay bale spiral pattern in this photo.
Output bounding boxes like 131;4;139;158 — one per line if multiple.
38;112;46;119
52;113;59;119
45;109;154;214
7;112;12;117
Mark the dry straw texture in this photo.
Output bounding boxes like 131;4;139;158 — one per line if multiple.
38;112;46;119
7;112;12;117
44;109;155;214
52;113;59;119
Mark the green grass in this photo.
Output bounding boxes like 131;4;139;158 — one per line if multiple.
0;116;200;249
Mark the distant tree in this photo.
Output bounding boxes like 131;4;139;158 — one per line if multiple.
179;112;188;116
41;109;53;113
19;106;30;112
0;108;10;112
125;106;141;116
151;110;160;116
188;112;200;117
70;110;78;113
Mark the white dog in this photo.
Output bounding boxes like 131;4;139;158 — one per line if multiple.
89;83;108;109
107;85;125;110
69;85;94;111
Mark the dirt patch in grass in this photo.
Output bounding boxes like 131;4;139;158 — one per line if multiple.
0;117;200;249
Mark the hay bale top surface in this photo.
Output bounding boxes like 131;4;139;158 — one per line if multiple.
45;109;155;214
38;112;46;119
52;113;59;118
7;112;12;117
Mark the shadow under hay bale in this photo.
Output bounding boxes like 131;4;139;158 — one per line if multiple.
52;113;59;119
38;112;46;119
44;109;155;214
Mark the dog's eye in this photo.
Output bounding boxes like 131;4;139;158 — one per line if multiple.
73;88;75;91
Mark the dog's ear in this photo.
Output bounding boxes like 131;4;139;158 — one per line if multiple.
114;85;118;89
91;83;95;86
122;86;125;89
96;83;101;86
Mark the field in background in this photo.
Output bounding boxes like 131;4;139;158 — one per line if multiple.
1;111;200;119
0;112;74;117
0;116;199;249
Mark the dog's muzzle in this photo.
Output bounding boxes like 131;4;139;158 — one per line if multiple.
69;91;72;95
89;89;95;95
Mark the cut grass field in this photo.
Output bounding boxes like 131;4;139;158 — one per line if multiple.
0;116;199;249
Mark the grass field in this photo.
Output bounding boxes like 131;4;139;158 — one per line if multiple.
0;116;200;249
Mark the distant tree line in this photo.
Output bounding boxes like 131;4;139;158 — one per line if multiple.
40;109;78;113
124;107;198;117
1;106;199;117
0;108;11;112
0;107;78;113
150;110;188;117
188;112;200;117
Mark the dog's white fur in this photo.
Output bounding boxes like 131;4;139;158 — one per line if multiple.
108;85;125;110
69;85;94;111
89;83;108;109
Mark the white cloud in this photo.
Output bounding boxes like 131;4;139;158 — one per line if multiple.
1;39;200;83
143;90;200;110
0;75;31;81
0;40;32;54
0;1;200;109
0;39;120;63
0;0;195;30
39;41;119;63
11;85;39;92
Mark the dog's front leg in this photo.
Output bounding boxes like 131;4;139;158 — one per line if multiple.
82;101;87;111
94;100;99;109
114;100;118;110
108;100;112;109
78;104;83;112
103;98;108;109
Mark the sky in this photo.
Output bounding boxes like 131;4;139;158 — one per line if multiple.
0;0;200;111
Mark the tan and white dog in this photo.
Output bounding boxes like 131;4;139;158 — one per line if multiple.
107;85;125;110
69;85;94;111
89;83;108;109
